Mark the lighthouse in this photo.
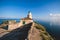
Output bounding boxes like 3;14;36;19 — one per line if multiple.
27;11;32;19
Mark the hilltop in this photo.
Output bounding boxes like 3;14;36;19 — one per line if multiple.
0;21;54;40
28;22;54;40
0;11;54;40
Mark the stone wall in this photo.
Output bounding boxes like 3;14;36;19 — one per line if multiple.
8;20;23;31
8;20;33;31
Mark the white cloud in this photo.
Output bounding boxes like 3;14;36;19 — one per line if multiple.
50;13;53;16
49;14;60;25
50;13;60;17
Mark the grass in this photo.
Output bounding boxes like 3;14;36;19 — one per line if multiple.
34;21;46;31
34;21;54;40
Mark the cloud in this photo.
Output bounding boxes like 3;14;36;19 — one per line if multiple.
49;13;60;17
38;13;60;26
49;14;60;25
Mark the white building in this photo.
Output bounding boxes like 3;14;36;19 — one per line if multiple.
8;11;33;30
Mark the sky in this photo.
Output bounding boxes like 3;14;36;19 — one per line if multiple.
0;0;60;19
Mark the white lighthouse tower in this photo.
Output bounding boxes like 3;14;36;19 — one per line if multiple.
27;11;32;19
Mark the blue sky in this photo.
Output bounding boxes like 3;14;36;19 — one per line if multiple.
0;0;60;19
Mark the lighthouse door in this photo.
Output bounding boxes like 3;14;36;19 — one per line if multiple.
23;21;25;24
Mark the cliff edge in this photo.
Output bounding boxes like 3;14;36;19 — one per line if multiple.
0;22;54;40
28;22;54;40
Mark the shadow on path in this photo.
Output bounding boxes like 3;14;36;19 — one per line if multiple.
0;23;33;40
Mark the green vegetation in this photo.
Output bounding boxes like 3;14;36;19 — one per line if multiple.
41;32;54;40
23;21;25;24
34;21;54;40
34;21;46;31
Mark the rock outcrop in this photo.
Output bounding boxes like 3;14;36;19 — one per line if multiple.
28;22;53;40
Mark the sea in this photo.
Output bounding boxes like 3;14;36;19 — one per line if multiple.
0;19;60;40
34;19;60;40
